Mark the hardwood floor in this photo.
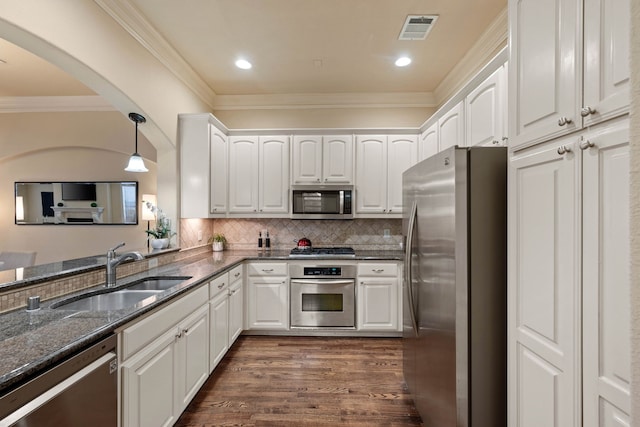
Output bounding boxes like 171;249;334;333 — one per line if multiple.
175;336;423;426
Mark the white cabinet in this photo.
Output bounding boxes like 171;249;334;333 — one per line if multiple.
228;136;259;213
357;263;401;331
508;118;630;427
229;135;289;215
120;286;210;427
247;262;289;330
419;122;438;161
508;136;579;427
259;136;290;213
292;135;353;184
465;65;507;147
509;0;630;149
228;278;244;343
355;135;417;216
209;265;244;372
179;115;228;218
581;120;630;427
438;101;464;151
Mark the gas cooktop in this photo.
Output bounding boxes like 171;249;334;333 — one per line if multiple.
289;247;356;258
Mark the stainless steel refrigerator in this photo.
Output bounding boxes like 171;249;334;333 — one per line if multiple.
402;146;507;427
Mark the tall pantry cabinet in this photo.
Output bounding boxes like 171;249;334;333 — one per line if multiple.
507;0;631;426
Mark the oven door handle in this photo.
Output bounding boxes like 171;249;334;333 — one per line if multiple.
290;279;354;286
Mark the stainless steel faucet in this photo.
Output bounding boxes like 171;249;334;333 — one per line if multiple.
106;242;144;287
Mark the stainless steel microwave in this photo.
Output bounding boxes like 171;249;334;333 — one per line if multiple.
291;185;353;219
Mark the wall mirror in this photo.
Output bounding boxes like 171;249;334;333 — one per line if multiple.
15;181;139;225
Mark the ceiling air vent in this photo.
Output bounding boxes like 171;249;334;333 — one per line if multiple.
398;15;438;40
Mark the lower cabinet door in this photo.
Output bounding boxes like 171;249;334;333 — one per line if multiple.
176;305;210;413
357;278;399;331
121;331;178;427
228;280;244;344
209;291;229;372
247;277;289;329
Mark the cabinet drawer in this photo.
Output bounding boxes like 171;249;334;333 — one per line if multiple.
229;265;243;283
357;263;398;277
120;285;208;361
209;273;229;298
248;263;288;276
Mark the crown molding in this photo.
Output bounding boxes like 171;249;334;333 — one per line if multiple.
211;92;438;111
0;96;116;113
434;7;508;105
94;0;216;108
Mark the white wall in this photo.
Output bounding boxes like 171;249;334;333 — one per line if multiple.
0;111;157;264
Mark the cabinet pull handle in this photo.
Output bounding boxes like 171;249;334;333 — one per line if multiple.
262;268;274;273
502;136;509;143
234;272;241;278
580;106;597;117
372;269;385;273
218;282;226;289
175;330;183;339
557;145;572;155
579;139;595;150
557;117;573;126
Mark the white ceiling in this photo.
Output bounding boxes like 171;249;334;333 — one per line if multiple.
0;0;506;107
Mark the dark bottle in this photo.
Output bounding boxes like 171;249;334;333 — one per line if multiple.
258;231;263;248
265;231;271;250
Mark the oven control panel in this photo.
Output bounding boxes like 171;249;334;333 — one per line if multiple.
303;267;341;276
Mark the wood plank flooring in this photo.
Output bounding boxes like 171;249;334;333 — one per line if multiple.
175;336;423;426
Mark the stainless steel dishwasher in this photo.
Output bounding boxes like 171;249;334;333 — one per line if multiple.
0;334;117;427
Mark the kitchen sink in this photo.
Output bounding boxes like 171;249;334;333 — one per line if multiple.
124;276;192;291
53;290;162;311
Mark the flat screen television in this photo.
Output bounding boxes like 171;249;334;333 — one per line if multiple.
61;183;97;201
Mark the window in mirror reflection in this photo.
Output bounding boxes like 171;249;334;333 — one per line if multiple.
15;181;138;225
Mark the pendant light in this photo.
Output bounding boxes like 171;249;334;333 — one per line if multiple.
125;112;148;172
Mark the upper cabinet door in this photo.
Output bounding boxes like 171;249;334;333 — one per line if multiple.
438;101;465;151
322;135;353;184
582;0;630;127
419;122;438;161
259;136;290;214
209;127;228;214
466;66;506;147
292;136;322;184
228;136;259;213
356;136;387;214
387;135;417;214
508;0;581;149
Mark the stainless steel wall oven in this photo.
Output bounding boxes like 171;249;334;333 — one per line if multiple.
289;264;356;328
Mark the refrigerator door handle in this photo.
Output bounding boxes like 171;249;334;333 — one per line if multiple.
404;200;419;337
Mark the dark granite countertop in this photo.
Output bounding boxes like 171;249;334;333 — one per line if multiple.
0;248;403;395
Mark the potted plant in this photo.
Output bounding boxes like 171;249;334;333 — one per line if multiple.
143;200;176;249
211;233;226;252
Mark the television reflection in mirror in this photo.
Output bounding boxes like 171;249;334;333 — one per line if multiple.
15;181;139;225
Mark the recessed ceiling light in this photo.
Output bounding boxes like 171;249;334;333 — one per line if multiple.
235;59;252;70
395;57;412;67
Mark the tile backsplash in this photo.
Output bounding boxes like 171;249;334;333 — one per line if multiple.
180;218;403;251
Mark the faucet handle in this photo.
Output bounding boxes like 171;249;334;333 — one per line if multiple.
109;242;126;253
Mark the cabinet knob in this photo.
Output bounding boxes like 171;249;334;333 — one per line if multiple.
557;145;572;155
492;140;500;145
558;117;573;127
580;106;597;117
579;139;595;150
316;178;321;182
